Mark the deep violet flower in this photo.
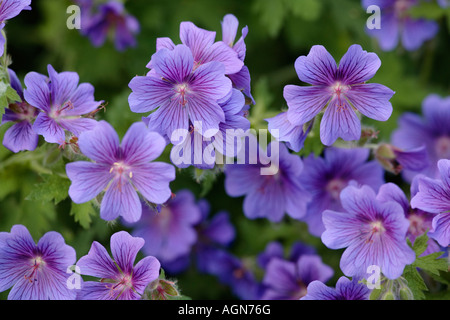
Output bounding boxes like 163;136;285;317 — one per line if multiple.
0;224;77;300
284;44;395;146
1;69;39;153
224;136;312;222
76;231;160;300
23;64;102;145
411;159;450;247
66;120;176;223
391;94;450;181
128;44;232;141
299;147;385;237
80;0;140;51
0;0;31;57
301;276;370;300
127;190;202;268
363;0;439;51
321;184;416;280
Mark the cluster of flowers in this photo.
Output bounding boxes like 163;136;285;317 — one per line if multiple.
0;0;449;300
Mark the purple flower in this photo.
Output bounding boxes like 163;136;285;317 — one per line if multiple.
155;20;244;75
221;13;254;104
0;224;77;300
266;112;312;152
284;44;395;146
299;147;385;237
76;231;160;300
377;182;441;255
128;44;232;141
321;184;416;279
363;0;439;51
66;120;176;223
257;241;316;271
128;190;202;267
301;276;370;300
411;159;450;247
1;69;39;153
80;0;140;51
260;253;334;300
224;136;312;222
391;94;450;181
375;143;430;175
22;64;102;145
0;0;31;57
205;249;262;300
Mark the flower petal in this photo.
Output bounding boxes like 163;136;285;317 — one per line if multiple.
294;45;337;86
3;121;38;153
47;65;80;108
77;241;118;279
346;83;394;121
23;72;51;112
337;44;381;85
131;162;175;204
32;112;66;144
66;161;111;204
110;231;144;275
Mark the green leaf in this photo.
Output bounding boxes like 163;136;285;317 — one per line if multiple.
25;173;71;205
409;232;429;257
402;265;428;300
70;201;96;229
414;252;449;276
0;81;21;115
252;0;286;37
285;0;323;21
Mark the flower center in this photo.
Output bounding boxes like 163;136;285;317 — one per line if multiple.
175;83;189;106
103;274;134;298
326;178;346;200
331;82;350;111
24;256;45;283
434;136;450;159
366;220;386;244
9;102;38;122
109;162;133;179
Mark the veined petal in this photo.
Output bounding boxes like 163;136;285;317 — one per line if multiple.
221;14;239;47
77;120;120;164
59;117;97;137
321;209;362;249
47;65;80;108
284;85;331;126
203;41;244;75
179;21;216;62
337;44;381;85
438;159;450;190
63;83;102;116
156;37;176;51
0;0;31;22
187;95;225;138
429;212;450;247
100;177;142;223
121;122;167;164
294;45;337;86
411;176;450;214
77;241;118;279
376;182;409;213
150;45;194;84
190;60;232;101
346;83;394;121
132;256;161;294
110;231;144;275
32;112;65;145
320;98;361;146
3;121;39;153
66;161;111;204
131;162;175;205
128;75;174;114
23;72;51;112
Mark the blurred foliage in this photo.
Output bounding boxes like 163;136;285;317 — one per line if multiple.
0;0;449;300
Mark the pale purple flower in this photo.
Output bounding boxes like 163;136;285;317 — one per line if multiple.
299;147;385;237
0;224;77;300
23;64;102;145
260;254;334;300
0;0;31;57
1;69;39;153
155;20;244;75
363;0;439;51
391;94;450;181
284;44;395;146
66;120;176;223
321;184;416;279
224;136;312;222
80;0;140;51
128;44;232;141
301;276;370;300
128;190;202;267
411;159;450;247
76;231;160;300
377;182;441;255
